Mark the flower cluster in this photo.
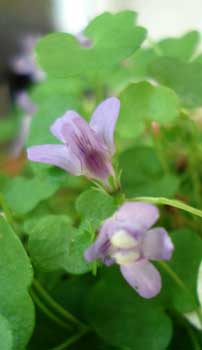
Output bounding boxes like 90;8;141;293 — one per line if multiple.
27;98;174;298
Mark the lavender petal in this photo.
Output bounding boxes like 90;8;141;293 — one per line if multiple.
27;144;81;175
50;111;83;142
90;97;120;154
115;202;159;234
142;227;174;261
120;259;162;298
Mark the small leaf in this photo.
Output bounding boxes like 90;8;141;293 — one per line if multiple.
119;145;179;197
158;30;200;61
3;176;61;215
150;57;202;108
118;81;180;138
36;11;146;79
0;216;34;349
76;189;116;226
28;215;91;274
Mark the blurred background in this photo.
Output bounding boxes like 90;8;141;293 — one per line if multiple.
1;0;202;126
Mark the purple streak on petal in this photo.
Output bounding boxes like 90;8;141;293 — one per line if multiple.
84;218;113;262
90;97;120;154
115;202;159;235
27;144;81;175
120;259;162;298
16;91;37;115
61;116;112;180
50;111;83;142
142;227;174;261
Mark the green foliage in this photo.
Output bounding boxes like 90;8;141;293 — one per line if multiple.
85;267;172;350
27;81;79;146
28;215;91;274
118;81;180;138
119;145;179;197
0;314;13;350
150;57;202;108
159;229;202;313
76;189;116;226
157;31;200;61
0;216;34;349
36;11;146;79
3;176;61;215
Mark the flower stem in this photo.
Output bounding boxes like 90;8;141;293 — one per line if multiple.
131;196;202;219
30;290;72;330
33;279;84;328
158;261;202;327
51;327;90;350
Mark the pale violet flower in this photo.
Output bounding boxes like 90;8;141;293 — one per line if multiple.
11;91;37;158
10;34;45;82
85;202;174;298
27;97;120;185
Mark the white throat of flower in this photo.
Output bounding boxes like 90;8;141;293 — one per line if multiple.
110;229;138;248
110;229;140;265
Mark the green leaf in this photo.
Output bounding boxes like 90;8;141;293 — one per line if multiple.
3;176;61;215
76;189;116;226
150;57;202;108
118;81;180;138
36;11;146;79
85;267;172;350
159;229;202;313
0;216;34;349
158;31;200;61
28;215;91;274
0;314;13;350
27;81;78;146
119;145;179;197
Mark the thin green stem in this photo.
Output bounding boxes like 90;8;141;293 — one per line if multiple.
131;196;202;219
152;134;169;174
0;193;15;229
51;327;90;350
158;261;202;326
30;290;72;331
33;279;84;328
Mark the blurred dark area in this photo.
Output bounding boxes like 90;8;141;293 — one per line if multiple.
0;0;53;117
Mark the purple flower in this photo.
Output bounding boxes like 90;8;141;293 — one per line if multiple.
10;91;37;158
27;97;120;184
85;202;174;298
10;34;45;82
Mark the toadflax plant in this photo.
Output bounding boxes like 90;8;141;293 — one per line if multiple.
2;9;202;350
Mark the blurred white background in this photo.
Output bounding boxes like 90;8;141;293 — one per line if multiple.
52;0;202;38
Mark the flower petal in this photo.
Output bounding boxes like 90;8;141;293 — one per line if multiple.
27;144;81;175
50;111;83;142
84;218;114;262
115;202;159;234
90;97;120;154
120;259;162;298
142;227;174;261
16;91;37;115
